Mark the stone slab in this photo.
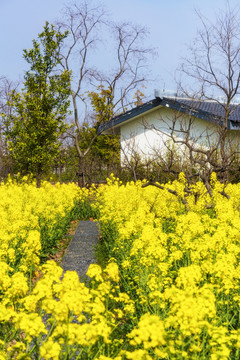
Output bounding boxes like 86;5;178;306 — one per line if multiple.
61;220;99;280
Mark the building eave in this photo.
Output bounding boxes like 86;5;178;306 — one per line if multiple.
98;96;240;133
160;97;222;127
97;98;162;134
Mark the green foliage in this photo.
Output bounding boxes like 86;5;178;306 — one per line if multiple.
40;197;98;261
68;85;121;185
96;220;119;267
88;85;120;176
88;85;114;124
76;122;120;174
6;22;71;186
70;198;100;220
93;133;120;161
133;89;145;107
39;213;71;261
162;217;177;233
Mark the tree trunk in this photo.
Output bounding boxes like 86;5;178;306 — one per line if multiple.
77;157;85;187
36;164;42;188
36;172;41;188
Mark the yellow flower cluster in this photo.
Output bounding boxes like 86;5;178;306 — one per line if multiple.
94;174;240;358
0;179;136;358
0;179;89;357
3;174;240;359
0;179;83;273
1;260;134;359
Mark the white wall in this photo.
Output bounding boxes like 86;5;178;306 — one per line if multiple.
119;106;238;164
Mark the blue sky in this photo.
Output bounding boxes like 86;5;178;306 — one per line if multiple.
1;0;240;98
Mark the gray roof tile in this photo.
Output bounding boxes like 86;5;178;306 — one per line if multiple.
176;98;240;123
98;96;240;133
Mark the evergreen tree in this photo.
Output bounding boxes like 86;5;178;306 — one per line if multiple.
7;22;71;187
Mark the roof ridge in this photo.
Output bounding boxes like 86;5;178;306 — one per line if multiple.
164;95;240;105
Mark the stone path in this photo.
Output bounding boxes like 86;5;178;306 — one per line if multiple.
61;220;99;280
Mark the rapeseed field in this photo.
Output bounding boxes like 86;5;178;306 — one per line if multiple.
1;174;240;359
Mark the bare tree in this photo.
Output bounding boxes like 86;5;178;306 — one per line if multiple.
178;5;240;182
135;4;240;199
56;1;104;186
181;5;240;103
143;106;239;195
93;22;152;113
56;1;153;186
0;77;19;178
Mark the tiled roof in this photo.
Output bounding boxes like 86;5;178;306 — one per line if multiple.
98;98;162;133
172;98;240;123
98;96;240;134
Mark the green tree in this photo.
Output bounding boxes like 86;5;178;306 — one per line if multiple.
66;85;119;187
7;22;71;187
88;86;120;178
73;86;120;185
